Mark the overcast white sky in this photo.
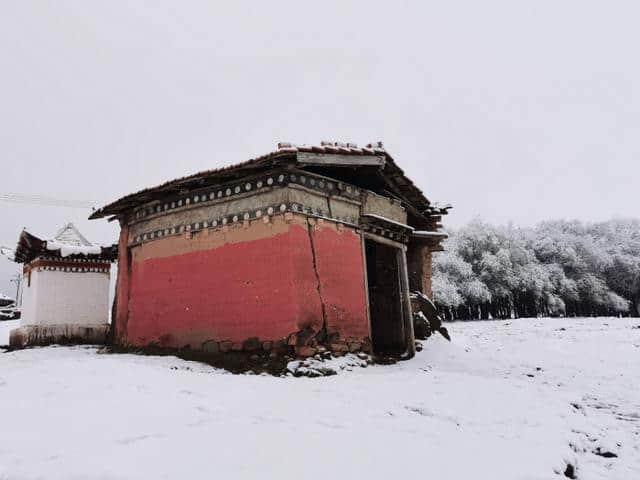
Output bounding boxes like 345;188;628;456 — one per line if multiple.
1;1;639;296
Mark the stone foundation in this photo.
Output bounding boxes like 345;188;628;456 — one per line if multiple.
7;322;370;359
9;324;109;349
196;334;371;358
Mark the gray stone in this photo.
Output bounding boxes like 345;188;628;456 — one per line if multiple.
202;340;219;353
243;337;261;351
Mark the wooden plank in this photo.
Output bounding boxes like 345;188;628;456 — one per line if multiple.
362;232;407;250
397;248;416;359
296;152;386;167
362;214;414;232
360;234;373;349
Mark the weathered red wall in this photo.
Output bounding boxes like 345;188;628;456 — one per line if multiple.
423;249;433;298
407;244;433;299
115;216;369;350
113;223;130;344
309;221;370;340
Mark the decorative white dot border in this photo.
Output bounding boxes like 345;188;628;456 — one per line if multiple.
35;256;112;264
27;257;112;273
130;202;373;246
131;170;360;222
35;266;110;273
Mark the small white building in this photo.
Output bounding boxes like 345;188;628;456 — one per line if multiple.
10;223;117;348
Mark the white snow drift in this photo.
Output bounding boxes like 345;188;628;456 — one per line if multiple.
0;317;638;480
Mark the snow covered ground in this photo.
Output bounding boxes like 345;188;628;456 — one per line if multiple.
0;317;638;480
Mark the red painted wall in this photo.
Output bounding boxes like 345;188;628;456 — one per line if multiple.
115;217;369;350
309;222;370;340
113;223;130;344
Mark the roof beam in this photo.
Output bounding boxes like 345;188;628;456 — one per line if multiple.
296;152;386;167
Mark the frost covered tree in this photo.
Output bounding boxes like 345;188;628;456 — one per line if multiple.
432;218;639;320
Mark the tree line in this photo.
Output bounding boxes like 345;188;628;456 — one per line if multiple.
432;218;640;320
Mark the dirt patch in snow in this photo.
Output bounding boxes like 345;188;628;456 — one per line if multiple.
103;345;376;377
104;345;295;375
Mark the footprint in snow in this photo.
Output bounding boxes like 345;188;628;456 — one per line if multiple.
117;433;164;445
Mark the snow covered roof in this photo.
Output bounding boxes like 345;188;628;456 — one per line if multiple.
53;223;93;247
13;223;117;264
89;141;451;221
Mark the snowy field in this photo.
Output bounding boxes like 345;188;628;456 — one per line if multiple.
0;317;638;480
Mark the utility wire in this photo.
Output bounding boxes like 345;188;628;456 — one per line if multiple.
0;193;99;209
0;246;15;261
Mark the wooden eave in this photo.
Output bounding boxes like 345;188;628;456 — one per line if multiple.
89;144;449;229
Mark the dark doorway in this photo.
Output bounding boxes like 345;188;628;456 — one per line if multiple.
365;239;407;355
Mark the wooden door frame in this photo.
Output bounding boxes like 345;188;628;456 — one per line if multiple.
361;232;416;359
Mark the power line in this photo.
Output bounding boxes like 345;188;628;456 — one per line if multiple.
0;193;100;209
0;246;15;261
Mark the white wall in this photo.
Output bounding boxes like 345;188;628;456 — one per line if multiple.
20;270;110;327
19;270;39;326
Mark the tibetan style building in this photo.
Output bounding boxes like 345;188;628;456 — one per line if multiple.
90;142;450;358
10;223;117;348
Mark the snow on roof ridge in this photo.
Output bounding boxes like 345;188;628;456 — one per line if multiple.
277;141;386;151
274;141;390;157
45;240;102;257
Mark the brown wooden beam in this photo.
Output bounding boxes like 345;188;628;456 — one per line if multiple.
297;152;386;167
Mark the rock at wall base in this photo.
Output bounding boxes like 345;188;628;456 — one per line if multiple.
295;346;317;357
202;340;219;353
329;342;349;353
9;324;110;349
